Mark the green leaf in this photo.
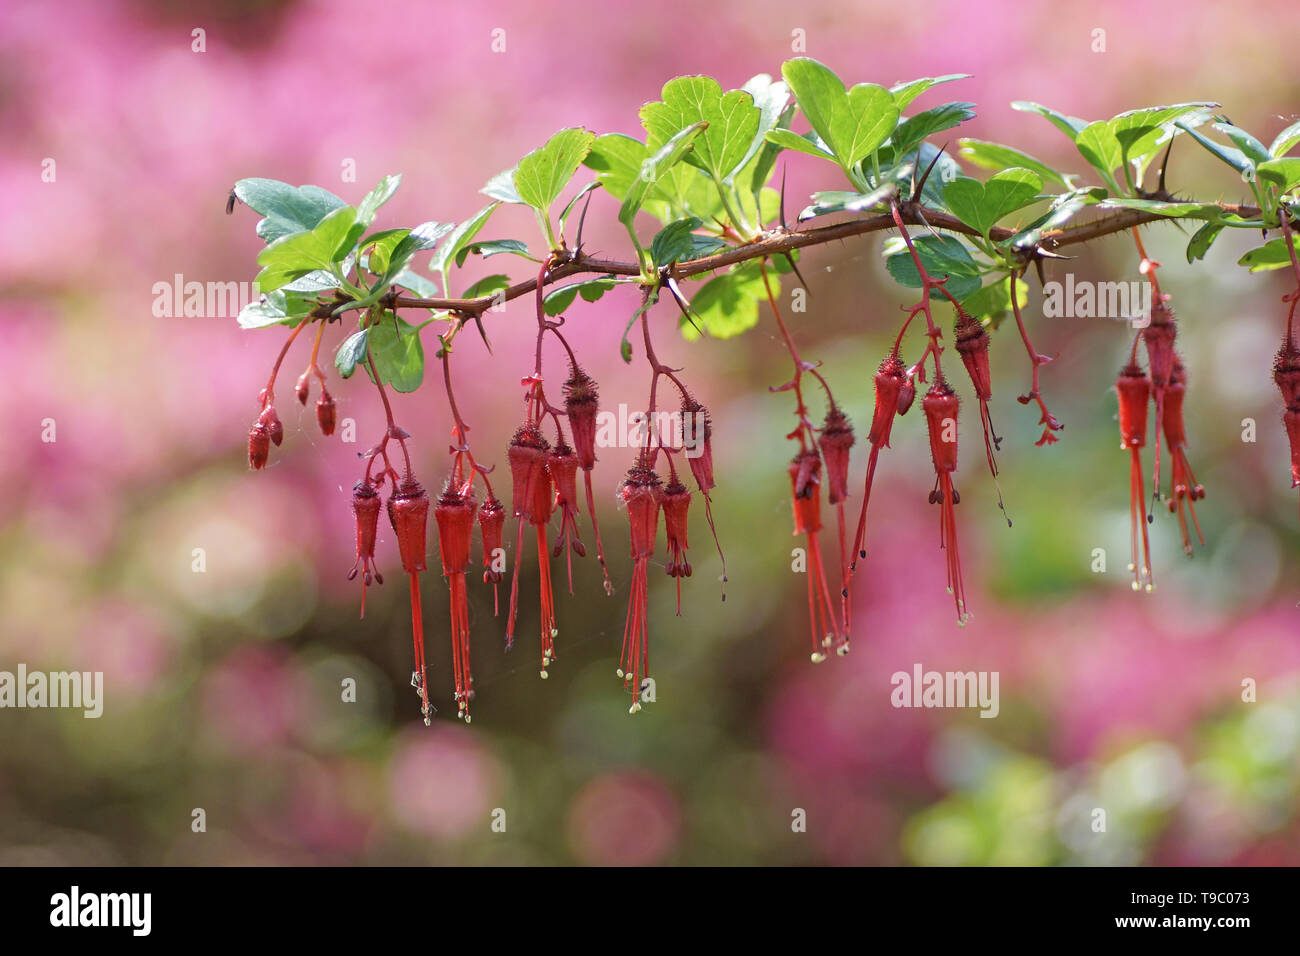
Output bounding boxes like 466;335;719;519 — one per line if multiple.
890;74;970;111
798;184;896;220
365;314;424;392
1178;122;1253;175
1011;102;1088;142
764;127;834;160
942;168;1043;237
1074;121;1124;187
641;75;761;184
651;217;707;266
619;122;707;227
543;276;621;315
1270;120;1300;158
255;205;358;292
733;74;792;182
462;274;512;299
558;180;600;238
1185;222;1225;263
1238;236;1300;272
233;178;348;244
376;221;453;286
1110;104;1216;166
356;174;401;227
430;203;500;275
360;228;411;275
780;58;899;175
957;275;1029;322
391;268;438;299
1096;196;1243;222
683;261;771;340
1003;192;1094;250
456;238;536;267
513;128;596;213
481;169;524;204
958;138;1074;189
1256;157;1300;193
584;134;652;200
1213;122;1271;165
886;102;976;160
884;234;982;299
335;328;369;379
237;290;316;330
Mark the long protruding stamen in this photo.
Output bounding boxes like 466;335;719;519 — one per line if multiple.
850;445;882;571
583;470;615;596
409;573;430;725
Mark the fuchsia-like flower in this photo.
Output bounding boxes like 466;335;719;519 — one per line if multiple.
506;422;558;675
618;456;662;713
922;378;968;625
347;481;383;617
547;441;587;592
851;353;906;569
564;363;614;594
434;483;477;722
388;474;433;722
1161;357;1206;554
789;448;843;659
1116;363;1154;593
817;407;855;637
661;473;691;615
955;308;1007;522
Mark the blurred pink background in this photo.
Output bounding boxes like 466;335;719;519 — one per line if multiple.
1;0;1298;865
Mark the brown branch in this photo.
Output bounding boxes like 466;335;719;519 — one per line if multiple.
347;198;1262;320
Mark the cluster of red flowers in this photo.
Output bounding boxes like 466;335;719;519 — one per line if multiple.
242;207;1300;725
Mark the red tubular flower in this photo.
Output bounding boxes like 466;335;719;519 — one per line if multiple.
1161;358;1206;555
564;364;614;595
1142;296;1178;501
955;310;1008;522
347;481;383;617
435;483;477;722
922;379;969;624
851;354;906;570
1285;406;1300;495
316;390;336;436
505;424;558;674
1116;364;1154;592
478;495;506;615
388;475;433;722
248;421;270;470
547;442;586;593
789;448;843;659
681;394;726;599
817;407;855;642
661;475;691;615
1274;339;1300;406
618;458;662;713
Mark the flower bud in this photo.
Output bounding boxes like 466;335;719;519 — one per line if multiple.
478;496;506;584
681;396;715;493
348;481;383;586
507;424;550;522
563;365;600;471
295;372;310;405
316;390;336;436
954;311;992;401
817;408;854;504
1116;364;1150;450
248;422;270;470
662;477;691;578
869;354;908;446
788;450;823;535
897;379;916;417
434;485;477;577
922;379;960;474
260;405;284;447
620;460;663;559
388;476;430;574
